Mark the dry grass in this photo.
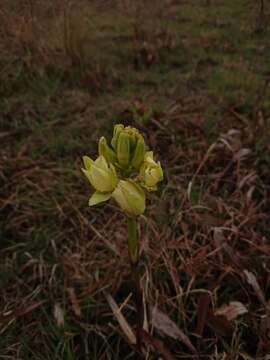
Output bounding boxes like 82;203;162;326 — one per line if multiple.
1;0;270;359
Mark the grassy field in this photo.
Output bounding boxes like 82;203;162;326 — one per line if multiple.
1;0;270;358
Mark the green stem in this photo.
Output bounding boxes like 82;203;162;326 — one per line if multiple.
127;217;144;350
127;217;137;264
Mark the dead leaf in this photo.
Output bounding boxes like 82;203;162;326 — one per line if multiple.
215;301;248;321
141;329;176;360
105;291;136;345
233;148;251;161
67;287;81;317
54;303;65;327
152;307;197;355
15;300;45;318
207;311;233;337
213;228;242;267
252;244;270;254
189;213;224;227
195;293;211;342
0;300;45;328
243;270;266;306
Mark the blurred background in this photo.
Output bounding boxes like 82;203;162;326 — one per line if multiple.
0;0;270;358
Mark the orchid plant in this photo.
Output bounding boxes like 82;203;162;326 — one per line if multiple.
82;124;163;347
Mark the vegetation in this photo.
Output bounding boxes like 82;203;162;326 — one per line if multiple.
0;0;269;358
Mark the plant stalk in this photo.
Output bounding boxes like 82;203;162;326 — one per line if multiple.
127;217;144;350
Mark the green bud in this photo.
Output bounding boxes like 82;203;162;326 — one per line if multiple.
117;132;130;168
110;123;146;170
112;180;145;216
111;124;124;150
98;136;117;164
131;135;145;170
126;126;137;150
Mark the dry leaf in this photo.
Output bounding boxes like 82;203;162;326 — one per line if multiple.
243;270;266;306
207;311;233;337
105;291;136;345
0;301;44;329
54;303;64;327
195;293;211;340
152;307;197;355
215;301;248;321
213;227;239;265
67;287;81;317
141;329;176;360
233;148;251;161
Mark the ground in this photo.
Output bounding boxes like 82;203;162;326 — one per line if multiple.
0;0;270;359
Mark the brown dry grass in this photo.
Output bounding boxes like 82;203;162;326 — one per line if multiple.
0;0;270;359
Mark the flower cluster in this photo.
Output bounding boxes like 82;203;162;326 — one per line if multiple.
82;124;163;217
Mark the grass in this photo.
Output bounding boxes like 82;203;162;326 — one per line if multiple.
1;0;270;358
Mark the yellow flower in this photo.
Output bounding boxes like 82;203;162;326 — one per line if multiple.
82;155;118;206
112;180;145;217
82;126;162;212
140;151;163;191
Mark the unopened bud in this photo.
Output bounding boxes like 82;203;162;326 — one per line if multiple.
111;124;124;150
117;132;130;168
99;136;117;164
112;180;145;216
131;135;145;170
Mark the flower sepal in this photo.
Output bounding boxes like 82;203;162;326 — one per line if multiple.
89;191;111;206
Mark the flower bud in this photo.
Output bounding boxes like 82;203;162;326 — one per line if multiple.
126;126;138;150
140;151;163;191
98;136;117;164
117;132;130;169
112;180;145;216
82;155;118;193
110;124;147;171
111;124;124;150
131;134;145;170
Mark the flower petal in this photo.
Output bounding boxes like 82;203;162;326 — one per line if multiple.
95;155;108;170
82;168;92;183
89;191;111;206
83;156;94;170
